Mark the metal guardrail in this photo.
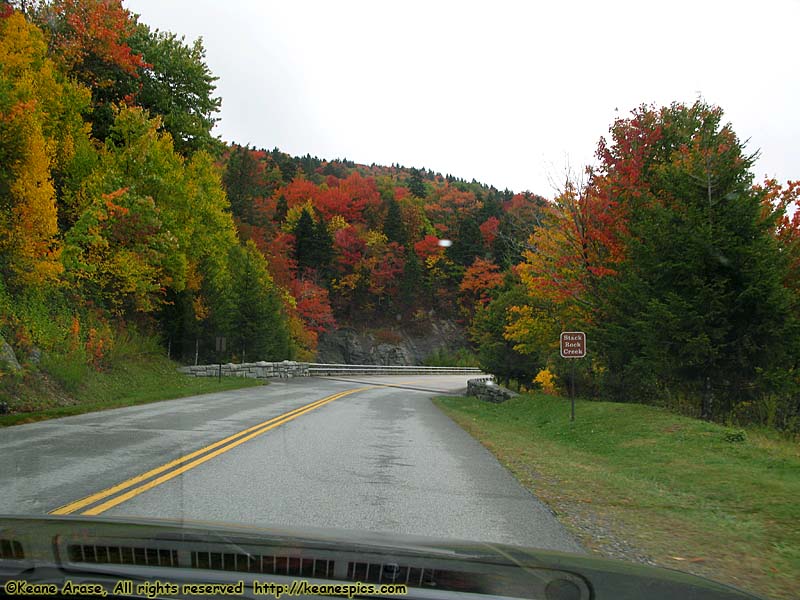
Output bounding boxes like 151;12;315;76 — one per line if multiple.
307;363;483;376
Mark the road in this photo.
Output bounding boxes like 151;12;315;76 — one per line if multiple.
0;375;582;552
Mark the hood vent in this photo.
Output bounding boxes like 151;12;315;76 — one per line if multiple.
347;561;479;592
65;542;480;594
191;552;334;578
0;539;24;560
67;544;178;568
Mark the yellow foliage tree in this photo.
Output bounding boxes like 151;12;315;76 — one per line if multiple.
0;12;71;288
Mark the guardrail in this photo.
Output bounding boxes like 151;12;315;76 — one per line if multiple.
179;361;483;380
307;363;483;376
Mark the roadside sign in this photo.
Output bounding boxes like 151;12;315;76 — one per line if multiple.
560;331;586;358
215;336;226;352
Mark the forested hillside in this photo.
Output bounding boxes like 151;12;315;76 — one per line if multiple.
0;1;798;430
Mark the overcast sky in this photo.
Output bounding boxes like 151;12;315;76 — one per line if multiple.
125;0;798;197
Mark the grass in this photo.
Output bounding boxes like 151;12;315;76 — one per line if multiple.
0;353;261;427
433;393;800;600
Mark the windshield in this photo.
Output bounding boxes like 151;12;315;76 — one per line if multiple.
0;2;798;600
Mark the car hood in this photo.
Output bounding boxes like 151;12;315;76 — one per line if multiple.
0;514;765;600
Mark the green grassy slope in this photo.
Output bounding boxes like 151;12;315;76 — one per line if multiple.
434;394;799;600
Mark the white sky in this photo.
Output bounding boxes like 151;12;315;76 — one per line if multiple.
125;0;799;197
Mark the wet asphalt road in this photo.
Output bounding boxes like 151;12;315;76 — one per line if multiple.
0;376;582;552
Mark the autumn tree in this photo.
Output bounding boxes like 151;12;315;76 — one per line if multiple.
33;0;146;140
62;188;181;315
459;257;503;308
0;10;78;289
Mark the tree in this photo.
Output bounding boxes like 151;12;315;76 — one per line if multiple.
312;214;334;275
291;278;336;334
383;197;407;245
471;285;540;387
293;208;317;272
273;194;288;223
62;188;181;315
0;10;77;289
223;144;264;224
399;249;426;310
459;257;503;308
128;22;222;156
408;167;426;198
592;102;798;420
34;0;146;140
448;217;484;266
229;241;291;361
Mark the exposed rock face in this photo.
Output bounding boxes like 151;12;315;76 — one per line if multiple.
0;335;21;372
316;320;467;365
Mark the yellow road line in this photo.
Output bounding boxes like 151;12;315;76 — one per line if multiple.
50;387;370;516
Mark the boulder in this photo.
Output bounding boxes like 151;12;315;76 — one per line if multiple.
0;335;21;372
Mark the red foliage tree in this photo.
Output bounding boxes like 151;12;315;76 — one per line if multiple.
290;278;336;334
479;216;500;246
414;235;445;261
459;257;503;307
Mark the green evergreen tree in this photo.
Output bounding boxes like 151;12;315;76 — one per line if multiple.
408;167;426;198
594;103;798;420
274;194;288;223
383;198;407;246
448;217;484;266
229;242;291;361
470;285;538;387
293;208;316;272
222;145;259;223
399;250;426;309
313;214;334;275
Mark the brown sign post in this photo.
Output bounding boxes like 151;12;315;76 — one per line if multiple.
560;332;586;421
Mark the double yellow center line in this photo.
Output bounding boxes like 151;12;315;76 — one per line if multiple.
50;387;371;516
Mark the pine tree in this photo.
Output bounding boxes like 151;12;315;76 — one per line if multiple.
293;208;316;272
448;217;484;266
408;167;426;198
399;250;426;309
312;214;334;274
383;198;407;246
274;194;288;223
229;242;291;361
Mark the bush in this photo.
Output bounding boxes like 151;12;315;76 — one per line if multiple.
423;347;480;367
723;429;747;443
533;368;559;395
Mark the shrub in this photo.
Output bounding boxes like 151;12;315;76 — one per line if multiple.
533;368;559;395
723;429;747;444
423;348;479;367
